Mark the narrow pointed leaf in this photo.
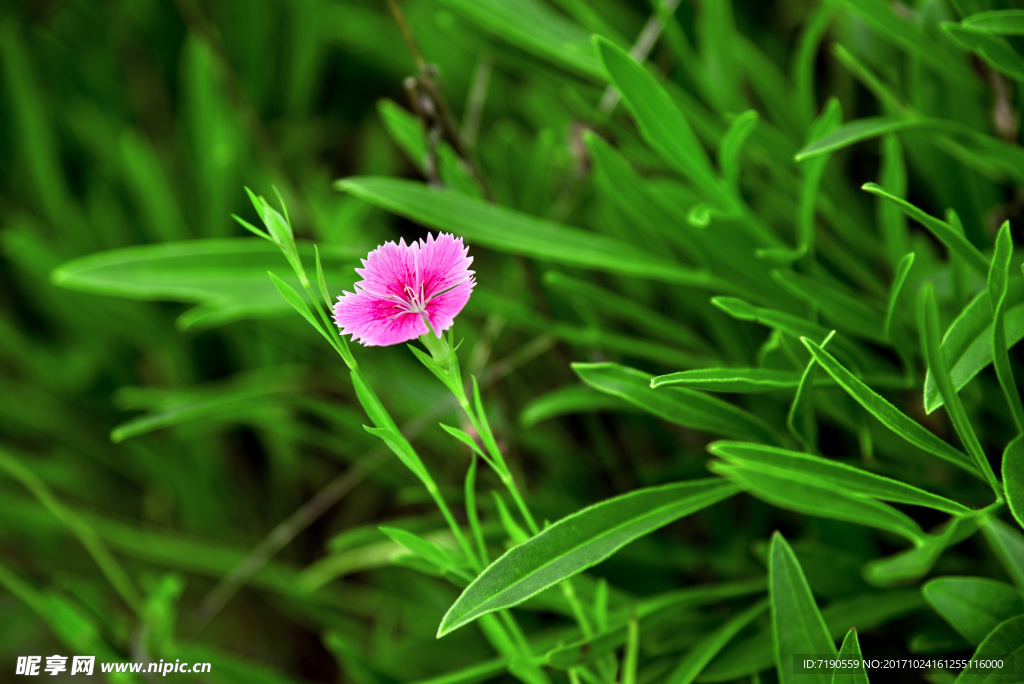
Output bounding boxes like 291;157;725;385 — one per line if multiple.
943;24;1024;82
770;532;836;684
918;285;998;493
701;591;923;682
709;442;970;515
884;252;915;342
593;36;726;204
379;527;471;582
924;278;1024;413
796;117;922;160
520;385;633;427
438;0;602;79
800;337;975;475
437;478;739;637
51;239;357;330
719;110;759;189
861;183;989;275
988;223;1024;432
336;177;714;287
710;462;924;543
773;270;886;343
651;368;809;392
963;10;1024;34
832;628;868;684
574;362;778;444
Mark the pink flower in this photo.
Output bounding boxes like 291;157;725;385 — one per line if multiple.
333;233;475;346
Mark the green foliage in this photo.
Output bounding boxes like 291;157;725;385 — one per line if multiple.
438;479;738;637
6;0;1024;681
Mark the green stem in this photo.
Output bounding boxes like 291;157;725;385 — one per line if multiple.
450;366;594;639
465;453;490;566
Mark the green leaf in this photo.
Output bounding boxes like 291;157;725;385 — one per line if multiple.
519;386;632;427
800;337;976;476
573;363;778;445
546;624;627;670
982;517;1024;590
943;24;1024;81
878;135;910;267
718;110;759;190
828;0;978;84
884;252;915;343
664;599;769;684
378;527;472;582
710;462;924;543
51;239;358;330
924;278;1024;413
491;493;529;546
313;245;332;311
544;270;712;353
772;270;886;343
438;423;487;460
861;183;990;276
701;590;924;682
593;36;727;206
377;99;480;197
544;579;766;670
651;368;810;392
436;478;739;637
787;331;834;452
268;272;321;333
622;613;639;684
795;117;921;161
709;442;970;515
918;284;1000;494
794;98;842;259
955;615;1024;683
963;10;1024;35
336;177;715;288
924;577;1024;645
988;223;1024;432
1005;437;1024;530
832;628;869;684
714;296;827;340
110;369;301;442
864;513;981;586
438;0;602;79
770;532;836;684
363;425;429;485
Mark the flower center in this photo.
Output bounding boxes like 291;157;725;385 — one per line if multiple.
402;283;428;313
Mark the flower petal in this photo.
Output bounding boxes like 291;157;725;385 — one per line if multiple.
424;278;474;337
417;233;475;301
354;238;419;300
333;290;429;346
